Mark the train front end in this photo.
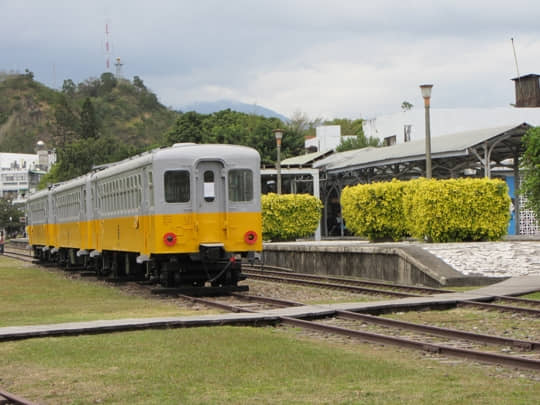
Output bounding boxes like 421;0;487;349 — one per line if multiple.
149;144;262;291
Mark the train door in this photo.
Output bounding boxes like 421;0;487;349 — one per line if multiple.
80;186;87;249
141;166;153;255
196;161;225;243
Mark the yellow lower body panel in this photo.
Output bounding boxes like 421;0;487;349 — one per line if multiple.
28;211;262;255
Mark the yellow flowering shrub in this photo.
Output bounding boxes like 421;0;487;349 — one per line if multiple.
341;179;409;241
341;178;510;242
262;193;323;241
404;178;510;242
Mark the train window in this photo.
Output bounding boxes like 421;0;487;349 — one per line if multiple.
164;170;190;203
203;171;215;202
228;169;253;202
148;171;154;207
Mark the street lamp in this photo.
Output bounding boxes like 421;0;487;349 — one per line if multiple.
420;84;433;179
273;129;284;194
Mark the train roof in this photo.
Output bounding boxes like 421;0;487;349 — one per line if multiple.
26;144;261;199
157;143;260;163
25;187;50;202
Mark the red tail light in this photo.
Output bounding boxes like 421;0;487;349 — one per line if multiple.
163;232;177;246
244;230;258;245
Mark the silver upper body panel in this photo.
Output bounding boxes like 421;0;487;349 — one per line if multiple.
26;144;261;224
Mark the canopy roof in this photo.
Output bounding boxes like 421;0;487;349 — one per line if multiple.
314;123;531;175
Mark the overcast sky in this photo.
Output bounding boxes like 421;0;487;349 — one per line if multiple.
2;0;539;120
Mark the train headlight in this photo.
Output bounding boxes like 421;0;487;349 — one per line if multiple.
163;232;177;246
244;230;258;245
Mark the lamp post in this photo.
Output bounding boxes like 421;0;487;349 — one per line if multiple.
420;84;433;179
273;129;284;194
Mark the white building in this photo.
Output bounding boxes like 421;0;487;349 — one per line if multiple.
363;107;540;144
305;125;356;152
0;144;56;201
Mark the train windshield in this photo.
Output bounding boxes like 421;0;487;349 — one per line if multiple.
164;170;190;203
228;169;253;202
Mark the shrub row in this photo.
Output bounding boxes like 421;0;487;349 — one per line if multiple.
341;178;511;242
262;193;323;241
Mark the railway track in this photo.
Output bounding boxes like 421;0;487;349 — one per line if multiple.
244;266;540;317
1;247;35;263
244;268;421;298
244;266;449;295
3;245;540;371
174;292;303;313
164;292;540;371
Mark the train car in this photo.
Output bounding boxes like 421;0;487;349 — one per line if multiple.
26;143;262;293
26;188;55;257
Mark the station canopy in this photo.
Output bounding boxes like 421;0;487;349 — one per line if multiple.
313;122;532;182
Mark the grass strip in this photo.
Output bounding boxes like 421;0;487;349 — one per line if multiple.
0;257;214;327
0;326;538;404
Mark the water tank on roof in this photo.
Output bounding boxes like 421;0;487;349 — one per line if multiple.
512;74;540;107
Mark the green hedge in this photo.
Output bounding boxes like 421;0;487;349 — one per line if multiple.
341;178;511;242
341;179;408;241
404;178;511;242
262;193;323;241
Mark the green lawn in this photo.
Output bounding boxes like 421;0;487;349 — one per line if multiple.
522;291;540;300
0;257;214;327
1;256;538;404
1;327;538;404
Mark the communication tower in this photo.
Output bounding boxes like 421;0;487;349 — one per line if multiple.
104;22;111;70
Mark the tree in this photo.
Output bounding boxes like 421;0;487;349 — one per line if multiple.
80;97;99;139
327;118;381;152
520;126;540;218
0;198;24;237
133;76;146;91
288;110;323;138
401;101;414;111
99;72;117;94
62;79;76;97
40;135;134;186
165;109;301;165
336;134;381;152
325;118;364;136
166;111;207;144
53;94;79;147
24;68;34;80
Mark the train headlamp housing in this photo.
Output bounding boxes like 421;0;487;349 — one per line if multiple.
244;230;258;245
163;232;177;246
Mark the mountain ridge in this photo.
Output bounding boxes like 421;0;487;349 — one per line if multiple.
181;99;288;121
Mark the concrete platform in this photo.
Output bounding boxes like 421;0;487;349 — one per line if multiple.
261;240;540;287
1;276;538;342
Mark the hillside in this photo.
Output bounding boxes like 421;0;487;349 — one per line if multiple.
181;99;288;122
0;71;178;153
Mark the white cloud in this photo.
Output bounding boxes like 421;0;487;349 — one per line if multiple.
2;0;540;119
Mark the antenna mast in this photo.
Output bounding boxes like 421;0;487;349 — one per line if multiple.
105;22;111;71
511;38;521;79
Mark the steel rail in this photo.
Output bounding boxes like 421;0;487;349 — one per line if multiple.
177;295;540;370
494;295;540;307
335;310;540;351
176;294;251;313
230;292;304;307
244;272;418;298
280;316;540;371
244;267;448;295
461;300;540;317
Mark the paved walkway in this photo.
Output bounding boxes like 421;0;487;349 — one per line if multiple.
1;276;539;342
420;241;540;278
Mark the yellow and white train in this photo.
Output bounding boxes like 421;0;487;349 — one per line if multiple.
26;143;262;292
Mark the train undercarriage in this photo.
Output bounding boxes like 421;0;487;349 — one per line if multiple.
32;244;249;295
